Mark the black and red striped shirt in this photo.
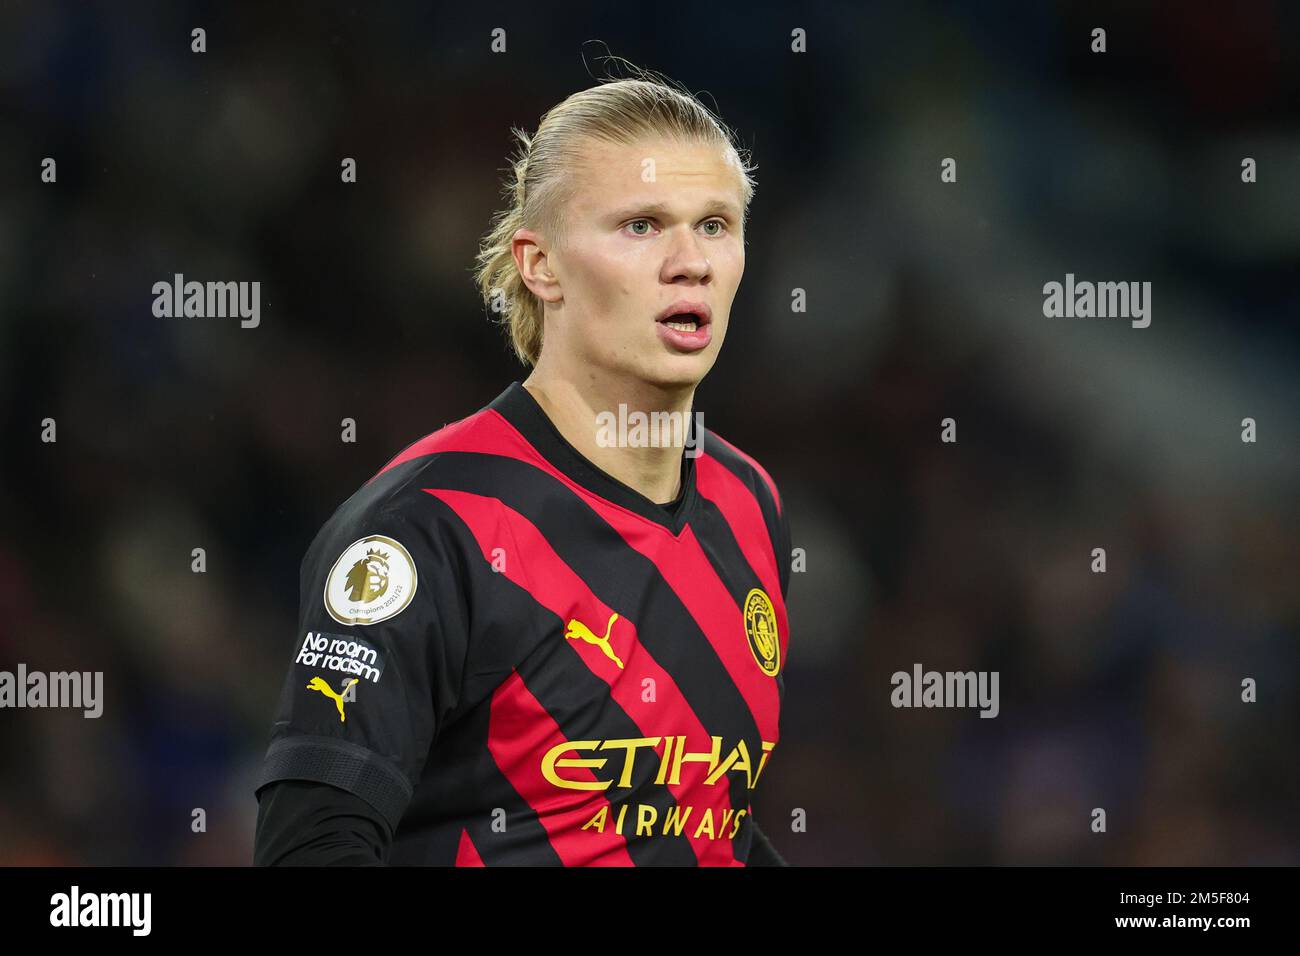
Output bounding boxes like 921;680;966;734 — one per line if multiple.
254;380;791;865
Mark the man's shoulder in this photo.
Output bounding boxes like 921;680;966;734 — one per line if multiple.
698;424;785;518
364;407;502;504
308;403;508;551
698;425;792;601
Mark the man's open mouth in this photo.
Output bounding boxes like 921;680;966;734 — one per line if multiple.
661;316;701;332
654;302;713;351
655;303;712;330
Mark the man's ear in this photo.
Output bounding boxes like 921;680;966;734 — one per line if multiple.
512;228;563;303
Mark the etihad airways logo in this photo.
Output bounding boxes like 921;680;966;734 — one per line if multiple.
553;736;779;843
542;735;777;792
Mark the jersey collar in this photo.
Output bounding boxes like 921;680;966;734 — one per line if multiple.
488;380;701;535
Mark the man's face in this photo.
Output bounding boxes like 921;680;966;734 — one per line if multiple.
535;135;747;391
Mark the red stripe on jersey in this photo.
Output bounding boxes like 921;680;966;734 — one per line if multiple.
487;670;635;866
413;415;781;757
425;487;742;866
705;431;782;516
408;409;691;537
455;828;485;866
366;407;499;484
658;523;783;742
695;454;789;673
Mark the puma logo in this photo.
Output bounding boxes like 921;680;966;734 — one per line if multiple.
565;612;624;669
307;676;358;722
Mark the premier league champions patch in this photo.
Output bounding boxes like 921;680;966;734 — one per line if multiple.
323;534;417;625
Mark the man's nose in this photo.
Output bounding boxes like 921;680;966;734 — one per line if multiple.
661;227;711;282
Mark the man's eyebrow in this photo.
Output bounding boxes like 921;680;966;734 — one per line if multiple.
607;199;742;221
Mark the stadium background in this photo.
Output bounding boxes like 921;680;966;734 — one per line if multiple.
0;1;1296;864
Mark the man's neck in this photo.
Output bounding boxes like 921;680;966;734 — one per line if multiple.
521;371;695;506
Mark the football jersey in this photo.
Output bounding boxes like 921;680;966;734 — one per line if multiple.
254;380;791;865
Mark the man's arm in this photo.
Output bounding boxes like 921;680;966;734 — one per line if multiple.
252;486;472;861
755;481;791;868
254;779;391;866
748;819;788;866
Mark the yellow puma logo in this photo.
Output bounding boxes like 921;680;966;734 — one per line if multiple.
307;676;358;722
565;612;624;669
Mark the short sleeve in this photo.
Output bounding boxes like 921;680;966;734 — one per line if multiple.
253;493;468;833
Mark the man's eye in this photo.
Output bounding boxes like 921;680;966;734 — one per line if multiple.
627;219;653;236
701;219;726;236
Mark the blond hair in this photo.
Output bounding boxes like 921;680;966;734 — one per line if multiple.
473;71;757;366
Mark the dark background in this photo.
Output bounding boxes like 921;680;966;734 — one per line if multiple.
1;0;1297;865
